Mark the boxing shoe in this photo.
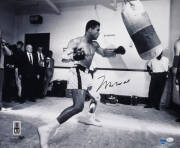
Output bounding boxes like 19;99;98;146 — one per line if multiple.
88;113;102;127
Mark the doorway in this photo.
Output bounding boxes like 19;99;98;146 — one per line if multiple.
25;33;50;55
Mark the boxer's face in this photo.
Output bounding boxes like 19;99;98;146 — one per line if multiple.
90;25;100;40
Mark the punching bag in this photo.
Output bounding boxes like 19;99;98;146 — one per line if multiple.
121;0;162;60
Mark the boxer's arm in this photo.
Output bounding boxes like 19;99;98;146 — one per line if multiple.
94;41;125;57
62;39;77;63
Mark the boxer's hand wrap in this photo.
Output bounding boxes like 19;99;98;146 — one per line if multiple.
173;56;179;68
114;46;126;55
73;48;85;61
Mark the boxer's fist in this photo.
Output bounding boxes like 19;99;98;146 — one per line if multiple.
73;48;85;61
114;46;126;55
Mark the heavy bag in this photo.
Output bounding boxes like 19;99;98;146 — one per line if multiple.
121;0;162;60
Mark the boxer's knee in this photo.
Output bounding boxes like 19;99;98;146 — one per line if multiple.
74;103;84;113
89;99;97;113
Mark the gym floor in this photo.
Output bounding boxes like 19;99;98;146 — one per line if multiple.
0;97;180;148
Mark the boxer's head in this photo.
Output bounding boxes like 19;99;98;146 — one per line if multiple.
85;20;100;40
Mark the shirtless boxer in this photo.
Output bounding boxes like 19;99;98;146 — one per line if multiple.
38;20;126;148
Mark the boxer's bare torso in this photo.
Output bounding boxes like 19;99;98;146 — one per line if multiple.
65;36;101;69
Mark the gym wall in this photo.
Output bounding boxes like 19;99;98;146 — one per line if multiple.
13;0;170;97
0;2;15;42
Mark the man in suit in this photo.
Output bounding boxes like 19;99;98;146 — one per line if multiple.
21;44;36;102
35;46;45;98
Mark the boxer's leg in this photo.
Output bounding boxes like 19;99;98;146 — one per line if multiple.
38;89;86;148
87;89;102;127
57;89;85;124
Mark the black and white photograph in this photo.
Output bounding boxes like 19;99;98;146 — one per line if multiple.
0;0;180;148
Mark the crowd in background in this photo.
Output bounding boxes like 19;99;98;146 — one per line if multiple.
1;40;54;107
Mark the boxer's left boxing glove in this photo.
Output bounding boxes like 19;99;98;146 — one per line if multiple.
114;46;126;55
73;48;86;61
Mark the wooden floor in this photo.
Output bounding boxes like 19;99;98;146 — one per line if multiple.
0;97;180;148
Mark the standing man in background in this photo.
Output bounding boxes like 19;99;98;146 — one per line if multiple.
21;44;36;102
172;36;180;122
43;50;54;97
144;51;169;110
35;46;45;98
3;43;17;102
0;30;12;111
14;41;24;102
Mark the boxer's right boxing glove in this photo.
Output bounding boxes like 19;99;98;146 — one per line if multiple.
73;48;86;61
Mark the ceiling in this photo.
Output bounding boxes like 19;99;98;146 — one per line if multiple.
3;0;152;15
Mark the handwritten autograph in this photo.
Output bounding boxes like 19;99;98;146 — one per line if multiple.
96;75;130;92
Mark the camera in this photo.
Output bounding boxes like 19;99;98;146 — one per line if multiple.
1;39;9;47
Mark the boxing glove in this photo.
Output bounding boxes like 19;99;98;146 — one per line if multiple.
73;48;86;61
114;46;126;55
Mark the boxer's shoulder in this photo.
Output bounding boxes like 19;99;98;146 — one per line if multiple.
69;37;83;45
92;41;100;49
